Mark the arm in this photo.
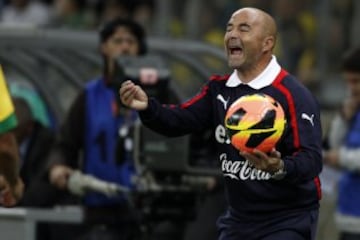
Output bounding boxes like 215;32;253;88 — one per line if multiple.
328;114;348;148
0;132;19;187
0;132;24;207
121;80;213;137
280;87;323;183
48;91;85;189
336;147;360;171
240;85;323;183
324;112;360;171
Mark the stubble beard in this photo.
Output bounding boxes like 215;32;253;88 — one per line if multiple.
228;56;245;70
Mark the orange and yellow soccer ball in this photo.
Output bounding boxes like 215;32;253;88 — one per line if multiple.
225;93;286;153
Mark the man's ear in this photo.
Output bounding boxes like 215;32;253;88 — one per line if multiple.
262;36;275;52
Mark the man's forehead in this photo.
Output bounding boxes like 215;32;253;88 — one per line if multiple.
228;8;260;24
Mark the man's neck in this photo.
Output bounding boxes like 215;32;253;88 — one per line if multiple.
236;55;272;83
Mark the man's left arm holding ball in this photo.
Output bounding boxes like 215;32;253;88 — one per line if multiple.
242;90;323;183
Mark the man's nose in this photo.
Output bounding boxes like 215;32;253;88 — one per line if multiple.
228;29;240;39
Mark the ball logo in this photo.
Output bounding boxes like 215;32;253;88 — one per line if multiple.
224;93;286;153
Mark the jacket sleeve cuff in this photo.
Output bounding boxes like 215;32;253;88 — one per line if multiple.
139;98;160;122
283;159;294;178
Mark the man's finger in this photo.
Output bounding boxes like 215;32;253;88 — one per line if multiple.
269;148;281;158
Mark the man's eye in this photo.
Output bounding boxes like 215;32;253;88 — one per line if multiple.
240;27;249;32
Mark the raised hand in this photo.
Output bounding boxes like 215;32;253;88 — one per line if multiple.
119;80;148;110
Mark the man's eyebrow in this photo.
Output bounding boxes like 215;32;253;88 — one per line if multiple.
239;23;251;28
226;22;251;28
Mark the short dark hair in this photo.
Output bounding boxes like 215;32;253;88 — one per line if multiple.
99;18;147;55
342;47;360;73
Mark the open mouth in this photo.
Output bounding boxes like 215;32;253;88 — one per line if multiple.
229;47;243;56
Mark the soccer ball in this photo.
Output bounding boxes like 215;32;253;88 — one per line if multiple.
224;93;286;153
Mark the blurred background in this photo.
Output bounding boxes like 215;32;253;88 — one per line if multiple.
0;0;358;239
1;0;357;127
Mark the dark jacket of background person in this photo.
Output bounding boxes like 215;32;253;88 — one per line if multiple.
12;97;59;207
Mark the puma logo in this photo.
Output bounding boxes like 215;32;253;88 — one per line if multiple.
217;94;230;110
301;113;314;126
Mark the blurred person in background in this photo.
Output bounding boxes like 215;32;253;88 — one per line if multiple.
11;96;60;240
0;66;23;207
47;17;147;240
0;0;51;27
11;96;59;207
323;47;360;240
